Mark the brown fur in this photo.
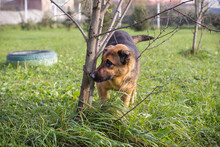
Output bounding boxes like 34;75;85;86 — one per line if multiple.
90;31;153;107
95;44;138;107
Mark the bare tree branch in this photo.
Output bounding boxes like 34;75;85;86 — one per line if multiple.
115;0;133;29
138;14;184;58
61;0;71;7
88;80;95;106
99;0;124;46
137;24;174;58
142;27;179;54
173;9;220;32
164;9;171;29
96;0;193;37
95;0;112;53
101;0;112;16
194;0;198;18
114;86;168;123
50;0;88;42
96;0;132;59
197;26;204;52
157;26;178;39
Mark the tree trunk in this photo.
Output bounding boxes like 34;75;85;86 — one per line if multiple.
191;0;208;55
192;22;199;55
77;0;101;111
197;26;204;52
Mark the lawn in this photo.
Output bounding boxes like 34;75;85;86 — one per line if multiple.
0;26;219;146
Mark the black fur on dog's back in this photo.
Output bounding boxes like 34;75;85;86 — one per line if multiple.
106;31;139;58
106;30;154;59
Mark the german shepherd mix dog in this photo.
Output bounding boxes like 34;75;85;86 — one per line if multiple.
90;30;153;107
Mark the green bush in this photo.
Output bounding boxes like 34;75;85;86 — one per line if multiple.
38;12;55;29
102;6;114;32
204;14;220;29
131;5;149;31
21;20;40;30
21;12;55;30
63;8;75;30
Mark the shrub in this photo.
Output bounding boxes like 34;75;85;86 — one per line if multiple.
38;12;55;28
21;12;55;30
131;5;149;31
102;6;114;32
204;14;220;29
63;7;75;30
21;20;40;30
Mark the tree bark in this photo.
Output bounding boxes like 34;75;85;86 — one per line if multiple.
191;0;208;55
77;0;101;111
197;26;204;52
192;21;199;55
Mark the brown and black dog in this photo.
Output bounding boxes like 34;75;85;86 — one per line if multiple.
90;30;153;107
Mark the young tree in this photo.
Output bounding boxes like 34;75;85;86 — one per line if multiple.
191;0;210;55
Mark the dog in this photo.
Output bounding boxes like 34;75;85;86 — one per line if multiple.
90;30;154;107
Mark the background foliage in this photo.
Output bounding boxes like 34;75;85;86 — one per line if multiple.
131;5;149;31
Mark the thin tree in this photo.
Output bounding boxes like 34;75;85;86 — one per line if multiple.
191;0;210;55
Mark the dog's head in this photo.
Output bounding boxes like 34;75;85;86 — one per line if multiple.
90;44;135;82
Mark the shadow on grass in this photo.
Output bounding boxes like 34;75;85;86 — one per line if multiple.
178;49;216;61
0;62;9;70
0;61;53;70
0;61;24;70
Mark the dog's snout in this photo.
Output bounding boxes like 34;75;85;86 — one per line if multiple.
90;72;95;79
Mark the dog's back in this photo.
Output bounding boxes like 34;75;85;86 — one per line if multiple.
106;30;139;59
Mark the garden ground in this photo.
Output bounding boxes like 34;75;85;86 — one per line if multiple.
0;26;219;146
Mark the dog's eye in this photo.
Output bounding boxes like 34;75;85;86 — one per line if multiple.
105;59;113;68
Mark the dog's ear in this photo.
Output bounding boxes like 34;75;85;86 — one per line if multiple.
103;45;114;54
118;50;130;65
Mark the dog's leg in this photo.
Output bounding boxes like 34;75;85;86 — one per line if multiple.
97;83;110;102
130;88;136;107
121;90;133;107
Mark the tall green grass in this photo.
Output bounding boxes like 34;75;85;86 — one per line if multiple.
0;27;219;146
